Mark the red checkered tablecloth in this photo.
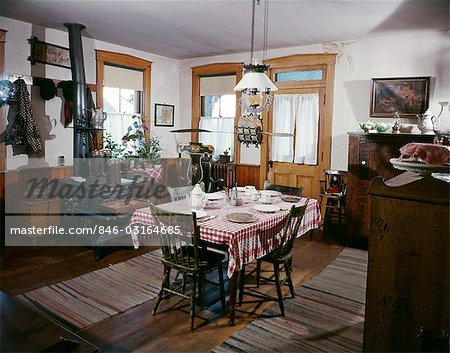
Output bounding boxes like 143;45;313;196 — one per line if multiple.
131;168;163;182
129;195;321;277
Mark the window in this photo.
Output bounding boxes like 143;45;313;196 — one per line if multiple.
199;94;235;160
96;50;152;151
102;64;144;151
197;75;236;160
271;93;320;165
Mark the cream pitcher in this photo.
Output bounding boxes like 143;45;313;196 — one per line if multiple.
416;108;435;134
90;108;107;129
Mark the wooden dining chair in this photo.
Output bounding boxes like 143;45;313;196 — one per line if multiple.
239;201;309;316
167;185;193;202
265;183;304;197
150;204;226;331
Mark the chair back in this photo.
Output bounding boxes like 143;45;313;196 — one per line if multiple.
149;203;200;270
263;200;309;259
167;185;193;201
266;183;304;197
320;169;347;196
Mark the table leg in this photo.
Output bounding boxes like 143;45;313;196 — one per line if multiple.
228;271;238;326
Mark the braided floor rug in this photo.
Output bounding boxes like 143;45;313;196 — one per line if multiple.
16;250;165;330
213;247;368;353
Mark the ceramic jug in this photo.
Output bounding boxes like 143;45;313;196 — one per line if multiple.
190;183;208;210
416;109;435;133
432;101;450;145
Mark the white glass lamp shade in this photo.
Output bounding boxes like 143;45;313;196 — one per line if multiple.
233;72;278;92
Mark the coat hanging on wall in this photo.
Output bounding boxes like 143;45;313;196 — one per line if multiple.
0;78;43;155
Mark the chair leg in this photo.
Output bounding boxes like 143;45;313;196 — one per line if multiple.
190;273;197;331
198;272;204;307
273;263;284;316
218;262;226;316
284;260;295;298
256;259;261;288
153;266;171;315
238;265;245;306
182;273;187;294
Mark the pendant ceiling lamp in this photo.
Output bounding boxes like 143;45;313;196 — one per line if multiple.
234;0;277;114
234;0;277;148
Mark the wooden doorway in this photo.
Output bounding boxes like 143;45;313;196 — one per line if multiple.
260;54;336;199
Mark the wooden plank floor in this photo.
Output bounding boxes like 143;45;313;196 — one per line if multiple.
1;231;343;353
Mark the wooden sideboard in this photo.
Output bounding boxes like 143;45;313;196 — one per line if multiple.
363;176;449;352
346;132;435;242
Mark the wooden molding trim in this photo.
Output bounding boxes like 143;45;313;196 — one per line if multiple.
265;53;337;68
95;50;152;143
95;50;152;69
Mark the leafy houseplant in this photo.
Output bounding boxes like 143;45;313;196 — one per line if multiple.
121;115;147;157
137;136;162;165
103;132;126;158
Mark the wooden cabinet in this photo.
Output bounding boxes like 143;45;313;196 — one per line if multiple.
346;132;434;241
363;176;449;352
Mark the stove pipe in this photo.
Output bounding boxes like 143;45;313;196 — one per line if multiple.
64;23;90;176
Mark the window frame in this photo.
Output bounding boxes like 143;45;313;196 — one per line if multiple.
191;63;242;163
96;50;152;146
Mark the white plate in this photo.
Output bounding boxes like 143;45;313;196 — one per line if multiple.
193;210;208;219
226;212;257;223
207;193;224;201
260;190;280;197
236;187;246;193
253;204;281;213
390;158;450;176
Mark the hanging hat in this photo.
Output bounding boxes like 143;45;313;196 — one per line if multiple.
39;78;57;101
57;80;74;101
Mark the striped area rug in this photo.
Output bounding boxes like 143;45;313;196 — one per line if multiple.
16;250;165;330
213;247;368;353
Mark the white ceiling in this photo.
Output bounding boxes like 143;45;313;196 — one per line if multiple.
1;0;449;59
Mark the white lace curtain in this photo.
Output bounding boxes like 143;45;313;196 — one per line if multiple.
199;116;234;159
271;93;319;165
103;112;134;144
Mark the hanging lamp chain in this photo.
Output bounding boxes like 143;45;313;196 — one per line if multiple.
250;0;257;62
263;0;269;62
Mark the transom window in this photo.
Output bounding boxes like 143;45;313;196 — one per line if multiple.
275;69;323;82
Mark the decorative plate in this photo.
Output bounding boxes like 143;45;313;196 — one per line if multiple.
193;210;208;219
253;204;281;213
390;158;450;176
281;195;301;203
226;212;257;223
206;193;224;201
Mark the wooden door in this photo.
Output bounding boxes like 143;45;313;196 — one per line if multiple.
260;54;336;199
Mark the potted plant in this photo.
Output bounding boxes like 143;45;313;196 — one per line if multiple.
137;135;162;169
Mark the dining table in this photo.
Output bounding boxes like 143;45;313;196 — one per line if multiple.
128;189;321;325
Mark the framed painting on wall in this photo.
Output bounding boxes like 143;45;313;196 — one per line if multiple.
370;77;430;117
154;103;175;127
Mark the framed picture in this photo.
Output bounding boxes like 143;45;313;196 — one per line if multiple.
28;36;71;69
370;77;430;117
154;103;175;127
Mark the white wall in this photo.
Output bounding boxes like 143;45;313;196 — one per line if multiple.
2;14;449;172
1;17;180;170
179;30;450;170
